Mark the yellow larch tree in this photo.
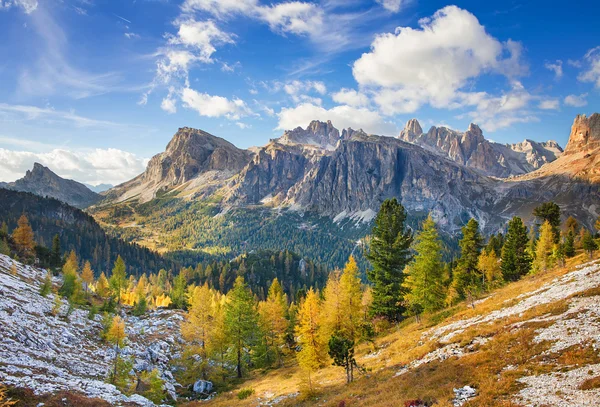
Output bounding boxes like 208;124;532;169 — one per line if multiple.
339;256;362;342
295;288;326;391
258;278;289;367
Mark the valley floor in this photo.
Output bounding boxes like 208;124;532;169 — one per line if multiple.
192;254;600;407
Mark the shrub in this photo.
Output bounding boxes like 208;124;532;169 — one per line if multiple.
237;387;255;400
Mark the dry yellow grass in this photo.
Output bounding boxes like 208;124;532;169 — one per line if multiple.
182;252;599;407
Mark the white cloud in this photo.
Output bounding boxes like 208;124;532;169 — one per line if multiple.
257;2;323;36
538;99;560;110
161;95;177;114
124;32;140;39
578;46;600;88
181;87;253;120
0;0;38;14
0;147;148;185
352;6;526;114
276;103;397;136
544;60;563;79
168;19;234;63
564;93;588;107
376;0;406;13
332;88;370;107
236;122;251;129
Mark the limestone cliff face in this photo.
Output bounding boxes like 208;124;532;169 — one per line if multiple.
3;163;100;208
399;119;563;177
564;113;600;155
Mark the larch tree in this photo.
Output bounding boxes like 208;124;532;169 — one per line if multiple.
534;221;555;272
501;216;532;281
320;270;343;342
451;218;483;303
182;283;214;379
339;256;362;342
12;214;35;260
404;215;446;314
96;272;110;298
81;261;94;292
110;255;127;305
478;249;502;289
107;315;127;382
295;288;325;392
366;198;413;321
258;278;289;367
224;276;258;378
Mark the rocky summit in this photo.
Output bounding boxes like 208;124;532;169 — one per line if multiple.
0;163;100;208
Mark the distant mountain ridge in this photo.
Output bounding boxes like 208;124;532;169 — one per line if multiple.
0;163;100;208
398;119;563;177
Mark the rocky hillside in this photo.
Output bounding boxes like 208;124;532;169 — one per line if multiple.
0;254;187;406
0;163;100;208
398;119;563;178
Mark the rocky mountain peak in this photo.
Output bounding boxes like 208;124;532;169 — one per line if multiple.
279;120;341;150
564;113;600;155
2;163;99;208
402;119;423;139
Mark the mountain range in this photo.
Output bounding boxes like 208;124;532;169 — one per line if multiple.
4;113;599;269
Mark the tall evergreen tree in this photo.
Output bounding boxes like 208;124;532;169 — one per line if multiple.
564;231;576;258
110;255;127;305
501;216;532;281
404;215;445;313
533;202;561;243
582;230;598;259
366;198;413;321
451;219;483;300
50;234;62;268
224;276;258;378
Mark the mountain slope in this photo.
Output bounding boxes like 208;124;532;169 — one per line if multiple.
0;254;183;406
0;188;177;276
1;163;100;208
398;119;563;177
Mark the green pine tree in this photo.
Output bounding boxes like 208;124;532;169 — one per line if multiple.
224;276;259;378
109;255;127;305
366;198;413;321
404;215;445;313
533;202;561;243
501;216;532;281
564;231;576;258
582;230;598;259
451;218;483;301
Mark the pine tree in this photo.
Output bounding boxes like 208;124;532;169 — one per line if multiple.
533;202;561;243
404;215;445;314
51;234;62;267
366;198;413;321
451;219;483;301
110;256;127;305
582;230;598;259
0;238;10;256
552;242;566;268
170;272;188;309
328;332;356;383
295;288;325;392
224;276;258;378
339;256;362;342
81;261;94;292
534;221;555;272
564;231;576;258
141;369;164;404
501;216;532;281
12;214;35;260
565;216;580;235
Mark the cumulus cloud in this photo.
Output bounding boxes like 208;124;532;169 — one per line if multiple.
376;0;406;13
181;87;253;120
0;147;148;185
168;19;234;63
332;88;370;107
578;46;600;88
544;60;563;79
0;0;38;14
352;6;526;114
564;93;588;107
539;99;560;110
276;103;397;136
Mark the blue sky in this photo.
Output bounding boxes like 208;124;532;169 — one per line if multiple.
0;0;598;185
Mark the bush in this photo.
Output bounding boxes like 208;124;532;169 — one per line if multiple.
237;388;255;400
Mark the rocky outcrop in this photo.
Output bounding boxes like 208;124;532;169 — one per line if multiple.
278;120;348;150
102;127;252;203
398;119;563;178
2;163;100;208
564;113;600;155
